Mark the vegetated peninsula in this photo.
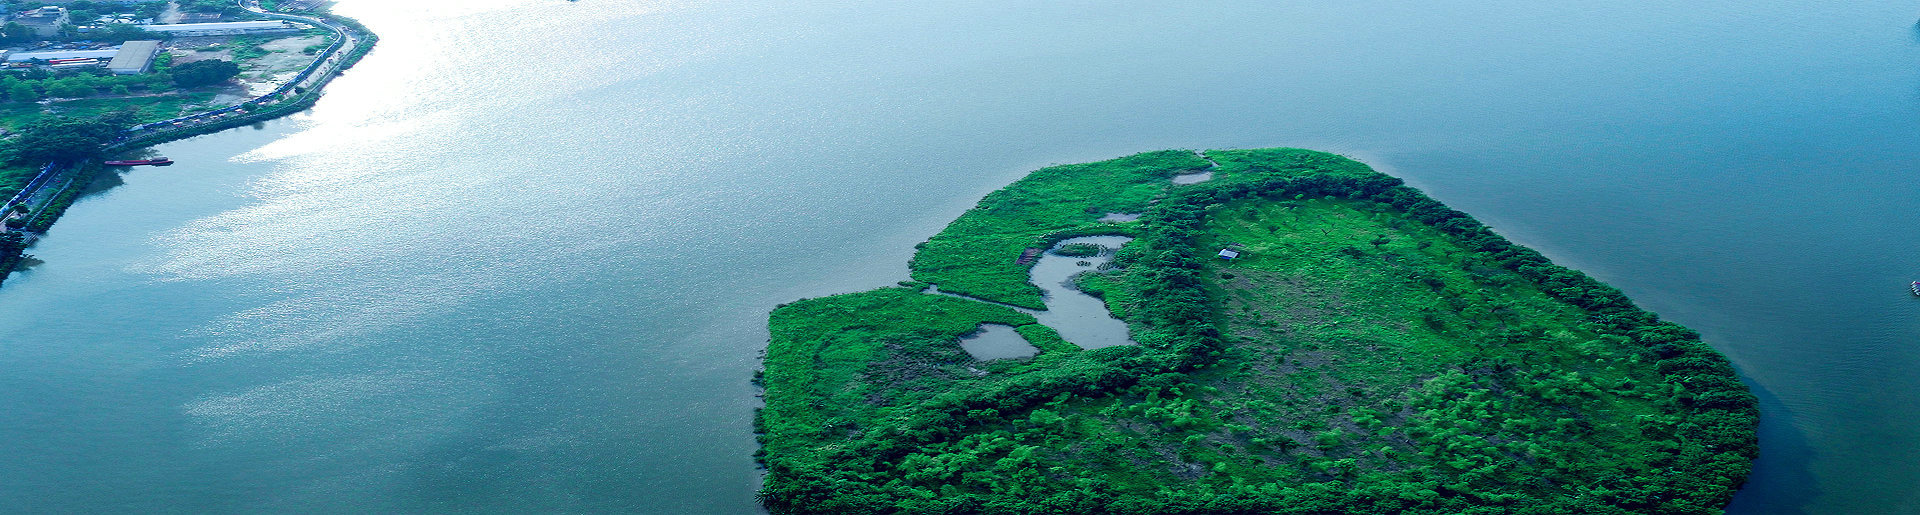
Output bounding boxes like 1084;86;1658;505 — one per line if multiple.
0;0;378;284
755;148;1757;514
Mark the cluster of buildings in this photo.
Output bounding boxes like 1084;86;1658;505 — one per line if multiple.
13;5;73;36
5;40;158;74
0;3;310;75
6;4;305;37
138;20;302;37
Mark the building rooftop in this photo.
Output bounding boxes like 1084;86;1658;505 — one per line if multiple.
15;6;68;25
137;21;296;31
105;39;159;73
7;49;117;62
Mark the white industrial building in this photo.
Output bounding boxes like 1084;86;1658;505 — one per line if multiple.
105;40;159;74
136;21;303;37
7;49;117;62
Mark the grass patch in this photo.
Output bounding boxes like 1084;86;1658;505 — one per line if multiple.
229;38;271;62
0;162;44;201
0;92;221;132
47;92;219;125
760;287;1102;463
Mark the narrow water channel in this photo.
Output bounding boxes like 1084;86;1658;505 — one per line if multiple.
1029;235;1135;350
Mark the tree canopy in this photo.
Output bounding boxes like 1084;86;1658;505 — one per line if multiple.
92;23;157;43
7;116;121;164
170;59;241;88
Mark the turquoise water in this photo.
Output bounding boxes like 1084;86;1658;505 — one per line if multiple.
0;0;1915;512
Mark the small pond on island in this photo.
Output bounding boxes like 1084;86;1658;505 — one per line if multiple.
956;323;1038;360
1170;171;1213;184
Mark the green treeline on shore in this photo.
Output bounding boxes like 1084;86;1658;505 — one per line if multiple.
756;148;1756;514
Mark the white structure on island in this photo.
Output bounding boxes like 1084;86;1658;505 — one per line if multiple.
136;20;304;37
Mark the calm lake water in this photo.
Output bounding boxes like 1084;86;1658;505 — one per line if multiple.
0;0;1914;512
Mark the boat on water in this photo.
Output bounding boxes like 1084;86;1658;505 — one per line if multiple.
103;157;172;166
1912;281;1920;296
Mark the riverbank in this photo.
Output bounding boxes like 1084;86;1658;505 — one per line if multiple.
0;1;378;286
758;148;1756;514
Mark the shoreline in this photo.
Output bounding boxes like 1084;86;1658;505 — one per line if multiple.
757;148;1757;513
0;2;379;286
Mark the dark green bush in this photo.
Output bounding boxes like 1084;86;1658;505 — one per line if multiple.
1053;243;1103;257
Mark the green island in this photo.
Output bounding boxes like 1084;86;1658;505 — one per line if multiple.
0;0;377;284
756;148;1757;514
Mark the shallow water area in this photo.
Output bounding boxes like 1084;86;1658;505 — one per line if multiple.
1031;235;1134;349
957;323;1039;360
1171;171;1213;184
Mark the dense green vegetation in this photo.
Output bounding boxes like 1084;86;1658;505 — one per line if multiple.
761;286;1084;462
0;161;42;199
0;56;239;131
2;71;174;102
7;116;121;163
758;148;1756;514
75;0;170;21
181;0;251;17
169;59;241;88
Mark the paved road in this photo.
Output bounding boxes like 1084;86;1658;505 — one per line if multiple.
242;0;366;95
113;0;367;144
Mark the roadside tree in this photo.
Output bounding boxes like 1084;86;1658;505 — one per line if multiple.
9;117;121;163
9;83;40;103
170;60;241;88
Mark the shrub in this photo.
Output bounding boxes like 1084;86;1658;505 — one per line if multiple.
1053;243;1104;257
170;59;240;88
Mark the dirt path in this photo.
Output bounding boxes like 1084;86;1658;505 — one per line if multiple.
160;0;183;23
